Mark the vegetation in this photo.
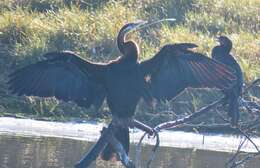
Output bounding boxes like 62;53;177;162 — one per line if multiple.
0;0;259;126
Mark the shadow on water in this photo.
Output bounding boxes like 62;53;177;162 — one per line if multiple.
0;133;260;168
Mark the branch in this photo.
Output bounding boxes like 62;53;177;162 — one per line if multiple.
240;99;260;111
74;124;112;168
226;119;260;167
135;131;160;168
226;137;247;167
230;152;260;168
74;123;135;168
236;127;260;152
133;119;154;135
104;127;135;168
154;96;225;131
75;119;156;168
146;132;160;168
155;78;260;131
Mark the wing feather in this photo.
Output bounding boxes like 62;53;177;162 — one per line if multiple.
140;44;237;101
8;51;107;109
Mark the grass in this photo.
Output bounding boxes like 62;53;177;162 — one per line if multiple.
0;0;259;124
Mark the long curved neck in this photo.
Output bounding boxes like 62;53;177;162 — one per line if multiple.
221;41;232;54
117;27;139;63
117;28;127;54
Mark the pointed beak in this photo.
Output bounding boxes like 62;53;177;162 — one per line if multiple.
132;20;148;28
123;20;148;34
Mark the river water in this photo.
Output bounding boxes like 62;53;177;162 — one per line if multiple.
0;117;259;168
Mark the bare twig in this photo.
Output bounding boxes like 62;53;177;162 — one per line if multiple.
154;96;226;131
146;132;160;168
153;78;260;168
240;99;260;111
155;78;260;131
135;133;147;168
230;152;260;168
226;137;247;167
236;127;260;152
135;131;160;168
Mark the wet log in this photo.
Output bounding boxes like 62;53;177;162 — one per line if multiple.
74;124;111;168
75;123;135;168
105;127;135;168
75;119;154;168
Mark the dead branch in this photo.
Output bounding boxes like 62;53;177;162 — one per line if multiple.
226;137;247;167
135;131;160;168
240;99;260;111
133;119;154;135
146;132;160;168
155;78;260;131
229;152;260;168
74;124;112;168
152;78;260;168
104;127;135;168
75;123;135;168
75;119;156;168
226;121;260;168
236;127;260;152
154;96;226;131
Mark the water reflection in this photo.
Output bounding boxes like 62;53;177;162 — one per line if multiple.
0;134;259;168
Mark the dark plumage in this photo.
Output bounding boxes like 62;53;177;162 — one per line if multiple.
8;22;236;161
212;35;243;125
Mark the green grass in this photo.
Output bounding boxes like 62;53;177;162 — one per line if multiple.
0;0;259;124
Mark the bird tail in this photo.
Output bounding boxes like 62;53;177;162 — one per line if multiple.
100;127;129;161
227;95;240;126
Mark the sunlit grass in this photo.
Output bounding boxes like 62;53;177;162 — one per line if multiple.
0;0;259;121
186;0;259;34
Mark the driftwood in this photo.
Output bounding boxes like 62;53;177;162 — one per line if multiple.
74;124;111;168
75;123;134;168
75;119;155;168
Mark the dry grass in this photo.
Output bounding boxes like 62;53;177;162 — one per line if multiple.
0;0;259;122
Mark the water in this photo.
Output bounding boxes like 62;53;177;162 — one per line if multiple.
0;117;259;168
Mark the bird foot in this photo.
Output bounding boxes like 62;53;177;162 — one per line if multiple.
147;128;159;139
133;119;155;136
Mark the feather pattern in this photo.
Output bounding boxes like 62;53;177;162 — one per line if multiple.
140;43;237;101
8;51;106;109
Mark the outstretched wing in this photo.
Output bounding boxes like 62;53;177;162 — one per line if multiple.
140;43;237;100
8;51;107;109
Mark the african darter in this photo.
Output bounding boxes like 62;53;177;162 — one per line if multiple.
212;35;243;125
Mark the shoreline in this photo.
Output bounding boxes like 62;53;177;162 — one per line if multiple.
0;117;259;153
